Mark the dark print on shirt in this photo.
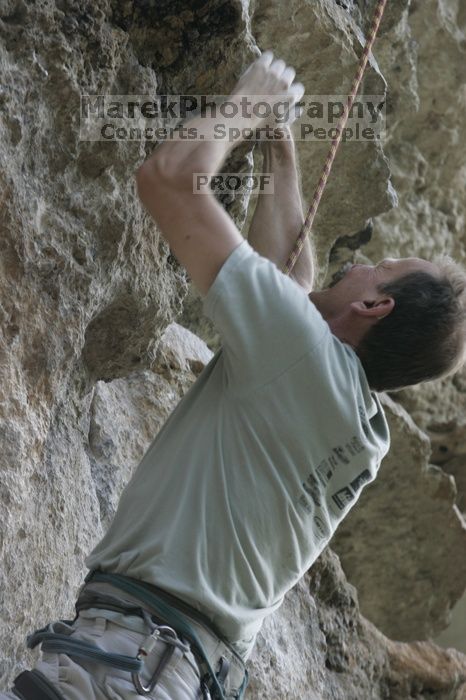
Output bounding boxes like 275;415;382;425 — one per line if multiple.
350;469;372;492
299;431;370;515
331;486;355;510
345;434;366;457
298;493;313;514
316;458;333;485
333;445;350;465
315;435;366;486
358;404;370;437
302;473;322;507
313;515;329;540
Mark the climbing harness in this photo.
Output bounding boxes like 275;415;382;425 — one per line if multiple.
25;614;190;697
282;0;388;276
22;570;248;700
80;570;249;699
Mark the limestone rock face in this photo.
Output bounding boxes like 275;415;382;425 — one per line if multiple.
1;0;466;698
250;549;466;700
330;394;466;640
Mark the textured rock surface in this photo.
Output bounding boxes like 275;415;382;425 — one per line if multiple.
1;0;466;697
251;549;466;700
330;393;466;640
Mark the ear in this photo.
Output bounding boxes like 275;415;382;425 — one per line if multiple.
350;296;395;320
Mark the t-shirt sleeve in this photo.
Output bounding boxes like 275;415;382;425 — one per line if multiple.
202;238;330;393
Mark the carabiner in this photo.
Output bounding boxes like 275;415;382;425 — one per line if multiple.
201;675;212;700
131;625;177;695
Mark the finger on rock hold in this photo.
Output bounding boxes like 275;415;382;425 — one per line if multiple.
270;58;286;76
289;82;305;101
258;50;274;66
281;66;296;86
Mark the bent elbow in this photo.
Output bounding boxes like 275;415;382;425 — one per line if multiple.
136;153;166;188
135;154;176;208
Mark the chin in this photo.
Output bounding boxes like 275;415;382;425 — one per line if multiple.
328;262;353;288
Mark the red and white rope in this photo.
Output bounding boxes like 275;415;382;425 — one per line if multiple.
282;0;388;276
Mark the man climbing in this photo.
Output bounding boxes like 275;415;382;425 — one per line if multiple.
4;52;466;700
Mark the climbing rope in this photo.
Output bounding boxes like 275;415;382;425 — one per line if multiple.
282;0;388;276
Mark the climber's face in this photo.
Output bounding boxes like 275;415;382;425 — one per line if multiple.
331;257;440;305
309;257;441;340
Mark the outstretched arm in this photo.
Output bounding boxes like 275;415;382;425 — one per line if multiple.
247;127;315;293
135;52;305;297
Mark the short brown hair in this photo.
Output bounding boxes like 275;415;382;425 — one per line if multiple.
355;254;466;392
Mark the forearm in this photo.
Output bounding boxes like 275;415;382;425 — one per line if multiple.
248;135;315;292
138;97;262;187
135;51;307;296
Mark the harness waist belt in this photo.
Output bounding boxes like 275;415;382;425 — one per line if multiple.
81;570;249;700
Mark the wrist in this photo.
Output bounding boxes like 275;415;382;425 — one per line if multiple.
260;136;296;164
260;125;294;149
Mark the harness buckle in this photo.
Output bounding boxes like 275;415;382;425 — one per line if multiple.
200;655;231;699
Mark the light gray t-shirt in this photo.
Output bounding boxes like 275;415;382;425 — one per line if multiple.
85;239;390;660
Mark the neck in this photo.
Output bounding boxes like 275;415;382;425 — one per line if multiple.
308;289;337;321
308;289;356;349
